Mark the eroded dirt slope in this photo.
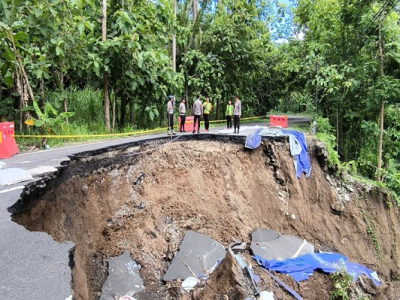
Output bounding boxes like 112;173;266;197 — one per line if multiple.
11;138;400;299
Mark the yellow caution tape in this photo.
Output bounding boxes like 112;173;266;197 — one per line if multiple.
14;116;267;139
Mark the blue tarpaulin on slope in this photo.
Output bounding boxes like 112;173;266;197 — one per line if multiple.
245;129;262;150
254;252;381;286
282;130;311;178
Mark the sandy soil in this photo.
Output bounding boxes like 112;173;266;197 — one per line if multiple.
11;138;400;300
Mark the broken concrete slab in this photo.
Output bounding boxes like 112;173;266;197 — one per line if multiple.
100;251;144;300
250;229;314;261
163;231;226;281
252;229;279;242
0;168;33;186
27;166;58;177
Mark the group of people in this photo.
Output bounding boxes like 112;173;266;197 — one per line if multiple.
167;95;242;135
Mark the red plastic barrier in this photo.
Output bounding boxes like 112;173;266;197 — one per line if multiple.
0;122;19;159
270;115;288;128
178;116;194;132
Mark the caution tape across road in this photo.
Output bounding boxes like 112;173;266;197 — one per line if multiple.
13;116;267;139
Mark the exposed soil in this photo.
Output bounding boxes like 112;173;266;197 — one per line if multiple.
9;136;400;299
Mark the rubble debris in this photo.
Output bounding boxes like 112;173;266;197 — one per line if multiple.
192;251;253;299
135;201;146;210
163;231;226;281
258;267;303;300
182;276;199;292
100;251;144;300
133;172;146;185
250;229;314;261
260;291;274;300
229;240;247;252
119;296;137;300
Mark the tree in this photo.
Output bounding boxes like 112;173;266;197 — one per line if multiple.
102;0;110;133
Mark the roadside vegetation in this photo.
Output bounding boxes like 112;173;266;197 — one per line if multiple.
1;1;400;199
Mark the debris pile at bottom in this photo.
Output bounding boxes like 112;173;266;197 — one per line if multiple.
99;229;381;300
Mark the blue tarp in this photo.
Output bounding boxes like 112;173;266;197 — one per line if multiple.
245;129;262;150
282;130;311;178
254;252;381;286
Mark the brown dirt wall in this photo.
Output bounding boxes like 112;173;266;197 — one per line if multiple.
10;138;400;299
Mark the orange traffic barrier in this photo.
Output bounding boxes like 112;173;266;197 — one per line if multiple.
178;116;194;132
270;115;288;128
0;122;19;159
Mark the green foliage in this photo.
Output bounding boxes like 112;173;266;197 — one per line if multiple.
68;87;104;131
31;101;74;134
316;117;341;168
341;161;358;175
330;264;353;300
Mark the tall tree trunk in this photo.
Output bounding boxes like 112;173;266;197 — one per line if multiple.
129;99;134;126
40;78;45;108
185;86;189;113
60;66;69;124
172;0;177;72
9;31;35;103
336;106;339;152
193;0;197;20
112;90;116;131
193;0;199;47
102;0;111;133
216;97;220;120
15;66;23;133
120;97;127;127
377;18;385;181
22;80;30;122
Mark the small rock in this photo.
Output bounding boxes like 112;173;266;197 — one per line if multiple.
332;202;345;213
343;194;351;202
291;214;296;220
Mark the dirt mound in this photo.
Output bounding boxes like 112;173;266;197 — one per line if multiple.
10;137;400;299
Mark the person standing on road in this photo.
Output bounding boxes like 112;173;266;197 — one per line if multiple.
167;95;176;135
226;100;233;130
179;98;186;132
203;96;212;132
233;95;242;134
192;95;203;133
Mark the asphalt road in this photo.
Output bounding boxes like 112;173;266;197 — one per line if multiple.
0;116;311;300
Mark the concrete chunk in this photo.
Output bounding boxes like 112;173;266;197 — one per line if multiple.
251;229;314;261
28;166;58;177
163;231;226;281
100;251;144;300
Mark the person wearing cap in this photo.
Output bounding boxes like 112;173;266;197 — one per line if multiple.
167;95;176;135
179;98;186;132
202;96;212;132
233;95;242;134
192;95;203;133
226;100;233;130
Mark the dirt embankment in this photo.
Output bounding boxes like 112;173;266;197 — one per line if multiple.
10;137;400;299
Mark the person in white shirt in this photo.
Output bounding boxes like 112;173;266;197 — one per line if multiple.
233;95;242;134
192;96;203;133
167;95;176;135
179;99;186;132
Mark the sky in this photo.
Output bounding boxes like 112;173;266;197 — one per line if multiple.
268;0;299;43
